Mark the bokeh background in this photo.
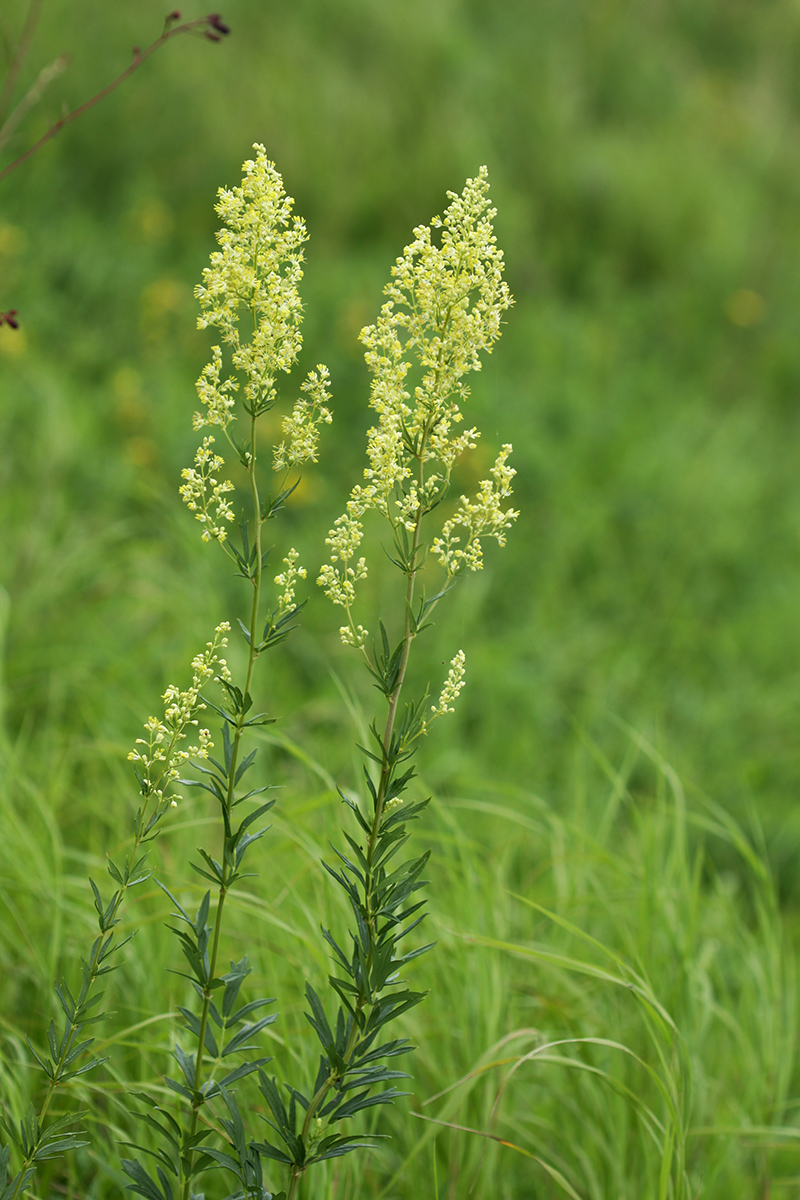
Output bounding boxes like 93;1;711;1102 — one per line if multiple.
3;1;800;1195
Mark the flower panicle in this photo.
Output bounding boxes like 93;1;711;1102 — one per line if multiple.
184;145;332;546
432;444;519;576
194;144;308;390
430;649;467;719
127;623;232;807
179;435;236;542
318;167;516;628
317;512;368;624
356;165;513;464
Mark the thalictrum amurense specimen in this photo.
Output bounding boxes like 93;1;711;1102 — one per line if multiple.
0;147;516;1200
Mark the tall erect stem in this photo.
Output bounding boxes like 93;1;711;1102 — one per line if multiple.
180;411;263;1200
288;455;429;1200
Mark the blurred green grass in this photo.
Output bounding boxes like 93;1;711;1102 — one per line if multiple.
3;0;800;1193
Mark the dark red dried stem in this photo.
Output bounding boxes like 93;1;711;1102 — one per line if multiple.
0;14;229;185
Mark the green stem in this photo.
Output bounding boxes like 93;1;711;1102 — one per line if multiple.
180;412;263;1200
288;460;429;1200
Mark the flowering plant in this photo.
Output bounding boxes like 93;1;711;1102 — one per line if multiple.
0;146;515;1200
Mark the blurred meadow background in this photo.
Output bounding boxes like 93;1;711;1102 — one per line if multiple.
2;0;800;1196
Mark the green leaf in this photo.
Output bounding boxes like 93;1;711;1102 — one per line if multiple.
307;1135;379;1165
215;1057;272;1090
191;850;224;886
221;1013;277;1057
107;856;124;885
177;1007;219;1058
250;1140;293;1166
173;1044;196;1090
339;790;371;834
34;1135;90;1160
199;1147;241;1176
364;989;428;1036
54;980;75;1021
326;1086;408;1122
303;984;334;1053
25;1037;55;1079
89;877;121;931
121;1157;173;1200
20;1109;37;1159
220;957;251;1017
257;1073;289;1132
163;1076;194;1102
320;927;351;974
218;1084;246;1157
234;749;258;785
233;827;269;869
354;1037;414;1066
330;844;366;888
227;997;276;1026
121;1139;179;1180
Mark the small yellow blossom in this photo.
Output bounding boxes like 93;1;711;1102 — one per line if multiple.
274;548;307;616
317;513;368;611
339;623;369;649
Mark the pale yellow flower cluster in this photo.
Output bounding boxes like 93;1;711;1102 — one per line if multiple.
179;436;236;542
317;167;517;644
273;365;333;472
432;444;519;574
430;650;466;719
274;548;307;616
128;623;231;807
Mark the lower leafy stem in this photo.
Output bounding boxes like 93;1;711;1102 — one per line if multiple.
181;858;232;1199
289;501;424;1200
287;786;391;1200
